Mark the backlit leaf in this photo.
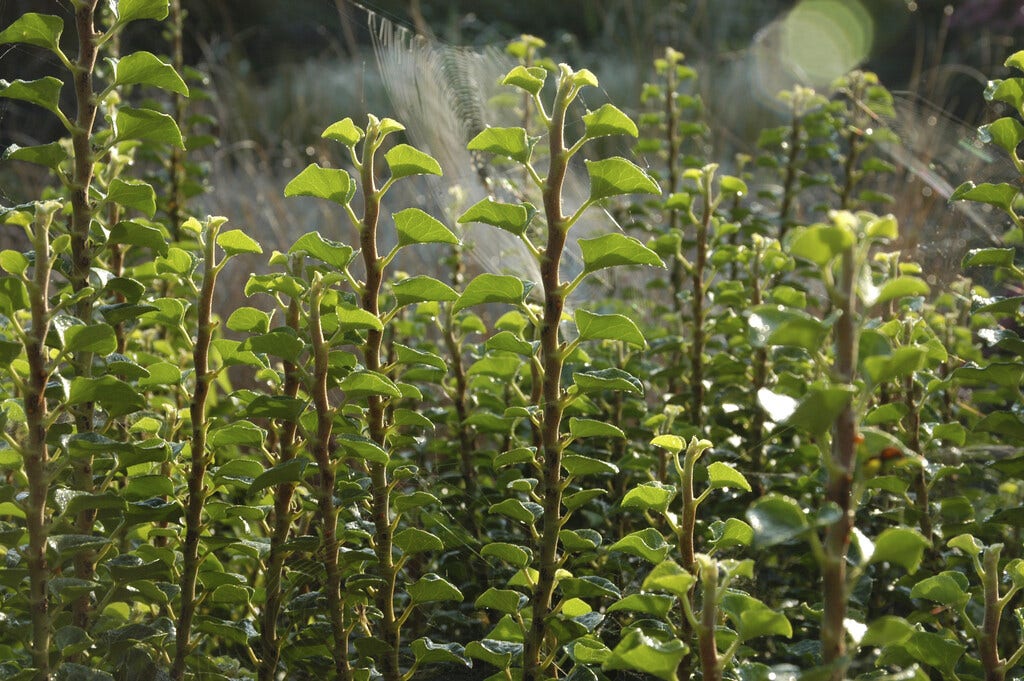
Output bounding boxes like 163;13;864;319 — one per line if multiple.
586;157;660;201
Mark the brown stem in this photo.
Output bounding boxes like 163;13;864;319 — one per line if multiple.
523;71;573;681
167;0;187;240
24;206;57;680
171;220;221;680
360;130;401;681
821;248;858;680
697;561;721;681
258;291;303;681
309;277;349;681
980;546;1006;681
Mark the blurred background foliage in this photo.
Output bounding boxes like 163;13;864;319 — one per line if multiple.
3;0;1024;280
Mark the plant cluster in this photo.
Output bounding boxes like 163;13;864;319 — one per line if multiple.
0;4;1022;681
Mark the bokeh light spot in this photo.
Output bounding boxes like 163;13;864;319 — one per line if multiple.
780;0;874;86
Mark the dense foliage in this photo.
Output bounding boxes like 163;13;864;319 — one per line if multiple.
0;3;1022;681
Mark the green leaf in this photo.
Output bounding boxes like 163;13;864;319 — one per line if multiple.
622;482;677;514
481;542;531;568
0;77;64;117
410;638;469;667
395;207;458;247
586;157;660;201
284;164;354;205
870;527;929;573
607;593;675;618
569;417;625;439
748;304;828;351
337;305;383;332
866;214;899;239
721;591;793;640
336;435;389;464
113;0;170;23
485;330;532;355
572;368;643;394
111;51;188;95
979;117;1024;156
863;346;927;385
393;275;458;306
476;587;525;615
106;178;157;217
641;560;695;599
0;13;63;54
217;229;262;256
583;103;639;139
394;528;444;555
579;233;663;275
3;141;67;170
706;461;752;492
407;573;462;603
226;307;270;334
385;143;442;179
604;629;688;681
114;107;184;148
392;491;439;513
107;220;169;256
651;434;685;453
963;247;1016;268
789;223;856;266
321;117;363;145
288;231;355;268
340;370;401;398
453;273;526;313
458;198;533;236
900;631;966;676
465;639;520;669
876;276;930;304
711;518;755;550
608;528;670;564
208;421;266;447
502;65;546;94
68;376;144;417
574;309;646;348
950;181;1018;211
786;385;857;436
65;324;117;355
249;458;308;496
861;616;913;648
467;126;532;164
746;494;808;548
489;498;542;524
986;77;1024;110
562;453;619;477
909;571;970;607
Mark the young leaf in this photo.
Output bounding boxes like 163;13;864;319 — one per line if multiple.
217;229;263;256
962;247;1016;268
572;368;643;394
340;370;402;398
579;233;663;275
249;458;308;496
107;220;169;256
607;594;674;618
979;117;1024;156
321;117;363;145
106;178;157;218
586;157;660;201
458;198;533;236
284;164;353;205
721;591;793;640
467;126;533;164
115;107;184;148
789;223;856;266
746;494;809;548
621;482;677;514
452;273;526;313
392;275;458;306
569;417;625;439
3;141;68;170
0;13;64;54
608;528;670;564
869;527;929;573
410;638;470;667
950;181;1018;212
561;454;619;477
394;207;458;247
604;629;688;681
574;309;646;348
582;103;639;139
111;51;188;95
394;528;444;555
502;65;546;94
385;143;442;179
875;276;930;304
113;0;170;23
706;461;752;492
0;77;64;117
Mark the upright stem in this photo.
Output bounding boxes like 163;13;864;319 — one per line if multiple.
748;242;768;494
689;178;712;430
308;276;349;681
696;560;721;681
821;248;858;679
24;205;57;681
980;545;1006;681
360;133;401;681
70;0;102;631
258;286;304;681
524;71;573;681
167;0;187;240
171;220;221;681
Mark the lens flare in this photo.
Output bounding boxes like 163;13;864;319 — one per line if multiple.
780;0;874;86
